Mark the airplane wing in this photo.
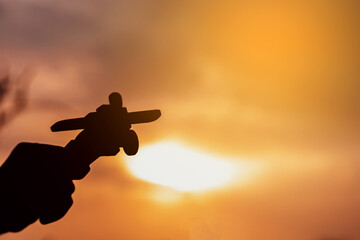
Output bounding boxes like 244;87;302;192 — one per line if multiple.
128;109;161;124
51;117;86;132
51;109;161;132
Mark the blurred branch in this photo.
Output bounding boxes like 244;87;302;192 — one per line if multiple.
0;68;33;132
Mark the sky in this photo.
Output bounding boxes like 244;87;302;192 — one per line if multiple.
0;0;360;239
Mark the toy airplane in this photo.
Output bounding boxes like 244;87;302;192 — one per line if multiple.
51;92;161;156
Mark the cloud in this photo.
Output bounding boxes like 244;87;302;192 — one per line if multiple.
1;2;360;239
0;0;102;51
0;0;359;159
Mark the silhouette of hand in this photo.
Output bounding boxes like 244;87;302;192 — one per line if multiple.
0;143;74;233
0;92;146;234
63;92;129;180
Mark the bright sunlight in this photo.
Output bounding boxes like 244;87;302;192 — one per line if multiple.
125;141;251;192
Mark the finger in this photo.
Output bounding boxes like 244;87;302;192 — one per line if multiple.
38;178;75;224
70;164;91;180
39;195;73;225
52;178;75;196
95;131;122;156
100;145;120;156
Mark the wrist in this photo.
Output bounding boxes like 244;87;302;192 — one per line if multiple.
0;167;38;234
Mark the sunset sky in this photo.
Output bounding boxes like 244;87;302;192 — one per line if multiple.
1;0;360;239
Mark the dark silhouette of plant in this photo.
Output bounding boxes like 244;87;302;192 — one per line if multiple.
0;68;32;131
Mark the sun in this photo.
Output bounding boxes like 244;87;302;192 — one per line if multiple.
124;141;236;192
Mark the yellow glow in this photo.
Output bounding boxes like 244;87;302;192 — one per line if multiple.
150;187;183;203
125;141;239;192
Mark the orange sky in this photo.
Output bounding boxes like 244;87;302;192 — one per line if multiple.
1;0;360;239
